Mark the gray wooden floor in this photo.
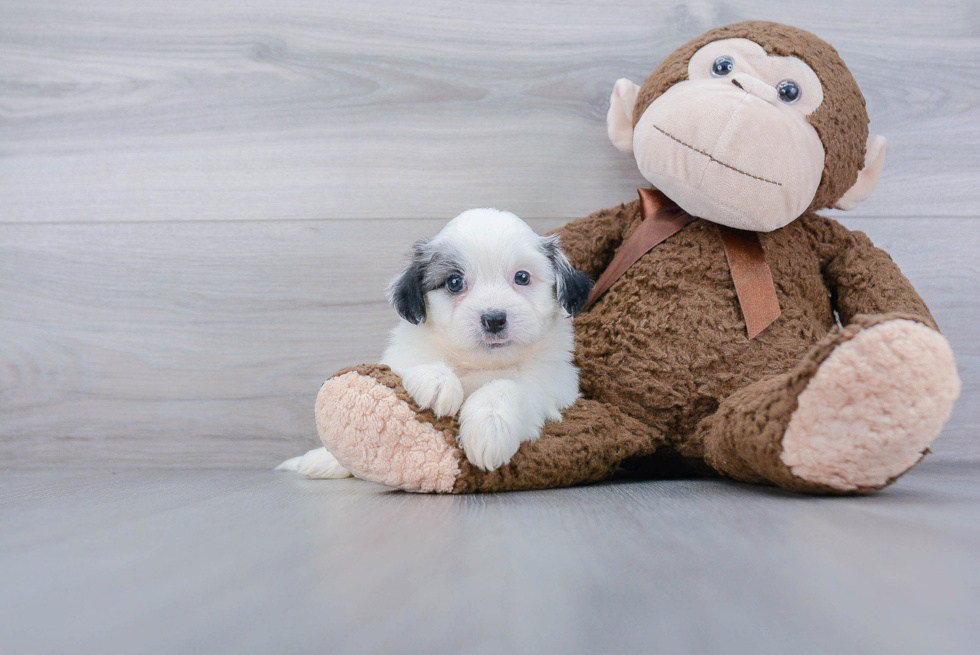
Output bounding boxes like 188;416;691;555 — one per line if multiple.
2;462;979;654
2;1;979;653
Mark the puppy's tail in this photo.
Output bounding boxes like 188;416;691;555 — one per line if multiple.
275;447;353;479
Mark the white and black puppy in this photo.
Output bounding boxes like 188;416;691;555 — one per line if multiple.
382;208;592;471
277;208;591;477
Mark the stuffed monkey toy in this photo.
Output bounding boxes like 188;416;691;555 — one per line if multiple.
314;21;961;494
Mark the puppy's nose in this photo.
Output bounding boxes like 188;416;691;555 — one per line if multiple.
481;311;507;334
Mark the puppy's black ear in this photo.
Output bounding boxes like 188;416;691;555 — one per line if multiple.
541;236;593;316
389;242;428;325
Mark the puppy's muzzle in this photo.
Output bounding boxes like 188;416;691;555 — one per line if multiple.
480;311;507;335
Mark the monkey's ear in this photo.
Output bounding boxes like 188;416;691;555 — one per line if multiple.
607;78;641;154
834;135;887;211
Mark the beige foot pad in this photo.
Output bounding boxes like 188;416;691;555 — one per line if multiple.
781;319;961;491
315;371;462;493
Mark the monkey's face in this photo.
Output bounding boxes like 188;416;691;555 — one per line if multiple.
608;29;886;232
635;39;824;231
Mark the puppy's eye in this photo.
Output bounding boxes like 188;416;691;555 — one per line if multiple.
711;56;735;77
514;271;531;286
776;80;801;104
445;274;465;293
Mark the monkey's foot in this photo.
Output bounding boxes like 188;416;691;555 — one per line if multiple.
780;319;960;491
316;365;464;493
315;364;664;494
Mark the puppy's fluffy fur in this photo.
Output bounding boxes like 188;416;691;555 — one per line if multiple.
277;208;592;477
383;208;592;470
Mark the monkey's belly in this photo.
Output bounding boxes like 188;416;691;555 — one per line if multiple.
572;225;832;434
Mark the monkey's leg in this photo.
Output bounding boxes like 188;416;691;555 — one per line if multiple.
696;315;960;494
316;364;665;493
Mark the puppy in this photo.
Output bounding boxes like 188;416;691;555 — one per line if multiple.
277;208;592;477
382;208;593;470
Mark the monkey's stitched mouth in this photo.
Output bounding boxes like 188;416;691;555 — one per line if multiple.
651;124;782;187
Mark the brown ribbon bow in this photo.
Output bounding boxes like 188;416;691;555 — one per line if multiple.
583;188;781;339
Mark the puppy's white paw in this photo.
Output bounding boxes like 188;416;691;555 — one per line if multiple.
275;447;353;479
458;379;540;471
402;362;465;417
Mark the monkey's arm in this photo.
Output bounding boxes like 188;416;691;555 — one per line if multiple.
549;199;642;278
802;214;936;328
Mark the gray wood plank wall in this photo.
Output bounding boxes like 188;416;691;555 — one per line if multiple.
2;1;978;467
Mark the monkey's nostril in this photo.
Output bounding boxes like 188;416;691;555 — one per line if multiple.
731;78;744;90
481;311;507;335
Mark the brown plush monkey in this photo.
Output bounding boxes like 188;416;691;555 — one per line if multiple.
315;21;960;494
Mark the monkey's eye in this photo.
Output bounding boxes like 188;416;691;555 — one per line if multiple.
776;80;801;104
514;271;531;286
446;274;465;293
711;56;735;77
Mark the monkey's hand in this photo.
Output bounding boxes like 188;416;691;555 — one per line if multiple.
401;362;465;417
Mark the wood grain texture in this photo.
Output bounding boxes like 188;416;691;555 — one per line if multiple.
1;0;978;223
2;7;977;649
1;463;979;654
0;216;561;467
1;216;976;468
1;1;977;469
